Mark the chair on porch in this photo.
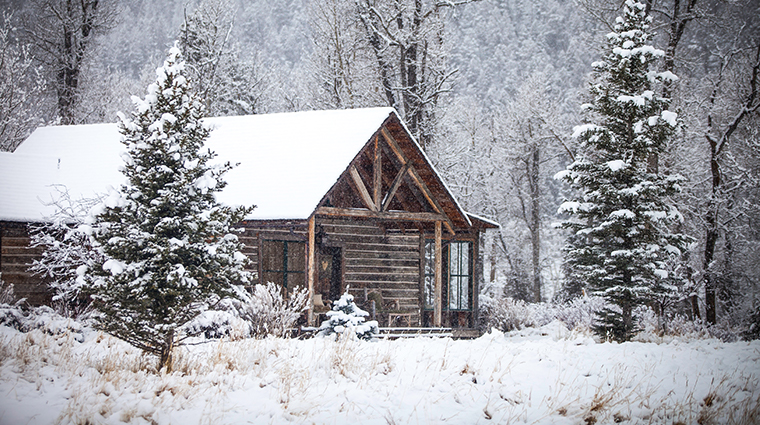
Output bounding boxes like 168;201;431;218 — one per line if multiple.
365;291;418;327
312;294;332;325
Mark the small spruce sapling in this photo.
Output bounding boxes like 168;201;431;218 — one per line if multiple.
319;289;379;340
79;43;253;372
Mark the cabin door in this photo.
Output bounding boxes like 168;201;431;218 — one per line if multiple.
318;246;343;303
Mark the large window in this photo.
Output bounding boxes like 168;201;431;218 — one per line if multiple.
423;240;473;311
261;240;305;290
423;240;436;310
448;241;471;311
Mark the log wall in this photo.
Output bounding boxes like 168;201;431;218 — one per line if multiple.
317;217;423;324
0;222;50;305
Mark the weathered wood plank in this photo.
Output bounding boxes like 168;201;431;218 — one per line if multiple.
307;216;316;326
374;135;382;208
382;163;411;212
434;221;442;327
317;207;446;222
344;250;420;260
344;273;418;283
349;166;377;211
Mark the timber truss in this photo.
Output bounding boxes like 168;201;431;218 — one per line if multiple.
316;125;456;235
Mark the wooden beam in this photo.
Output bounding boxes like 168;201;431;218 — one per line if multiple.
380;127;407;165
316;206;446;222
381;163;411;211
380;125;455;234
434;221;442;327
374;136;382;208
349;165;377;211
407;166;455;234
307;216;316;326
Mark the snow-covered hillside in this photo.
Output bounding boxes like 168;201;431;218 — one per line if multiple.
1;321;757;424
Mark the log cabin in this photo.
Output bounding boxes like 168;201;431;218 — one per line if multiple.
0;108;497;329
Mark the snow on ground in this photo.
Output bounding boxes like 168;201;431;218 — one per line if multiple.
1;322;758;425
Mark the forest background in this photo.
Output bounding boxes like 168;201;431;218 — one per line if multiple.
0;0;757;331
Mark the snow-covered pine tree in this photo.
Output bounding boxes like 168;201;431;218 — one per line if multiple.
555;0;692;342
318;290;378;341
79;44;253;371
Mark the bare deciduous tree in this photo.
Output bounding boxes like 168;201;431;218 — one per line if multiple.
0;13;46;151
22;0;117;124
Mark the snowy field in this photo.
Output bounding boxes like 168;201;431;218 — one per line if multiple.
1;322;758;425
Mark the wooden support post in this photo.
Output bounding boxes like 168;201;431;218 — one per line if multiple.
434;220;442;327
374;135;382;207
307;216;316;326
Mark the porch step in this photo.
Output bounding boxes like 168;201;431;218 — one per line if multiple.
295;326;482;339
379;327;453;339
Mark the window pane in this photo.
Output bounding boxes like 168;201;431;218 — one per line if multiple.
287;242;306;271
459;277;469;310
424;275;435;309
262;271;282;287
287;272;304;290
424;240;435;310
262;241;284;272
449;276;460;310
424;241;435;275
460;243;469;275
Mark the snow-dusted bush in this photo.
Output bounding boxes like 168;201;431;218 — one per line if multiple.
0;301;84;341
183;304;248;340
481;297;536;332
0;275;25;330
318;291;378;340
240;282;309;338
28;188;102;317
555;296;608;332
482;294;611;334
183;282;309;339
743;305;760;341
631;306;741;343
0;274;15;305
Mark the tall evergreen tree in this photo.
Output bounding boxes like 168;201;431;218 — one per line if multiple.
556;0;692;341
80;44;252;371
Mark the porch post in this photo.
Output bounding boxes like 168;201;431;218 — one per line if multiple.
307;215;316;326
434;220;442;327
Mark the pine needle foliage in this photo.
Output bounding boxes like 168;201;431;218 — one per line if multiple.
80;44;253;371
556;1;692;342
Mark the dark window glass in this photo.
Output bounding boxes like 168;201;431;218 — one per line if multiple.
261;240;305;290
423;240;435;310
448;242;471;311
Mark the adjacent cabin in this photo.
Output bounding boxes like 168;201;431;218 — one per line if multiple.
0;108;497;328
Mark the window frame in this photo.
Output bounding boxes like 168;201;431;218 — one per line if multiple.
448;241;472;311
261;239;305;290
422;239;473;312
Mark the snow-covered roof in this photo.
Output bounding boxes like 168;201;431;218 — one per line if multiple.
1;108;398;222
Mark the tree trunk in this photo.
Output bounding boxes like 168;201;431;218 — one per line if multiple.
529;143;541;303
704;137;720;325
158;330;175;373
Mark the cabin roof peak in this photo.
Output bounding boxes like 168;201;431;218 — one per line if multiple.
1;107;494;230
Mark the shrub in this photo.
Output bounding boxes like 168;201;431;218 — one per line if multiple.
240;282;309;338
318;290;378;340
481;297;536;332
183;282;309;339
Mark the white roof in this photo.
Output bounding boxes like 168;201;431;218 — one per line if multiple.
1;108;396;222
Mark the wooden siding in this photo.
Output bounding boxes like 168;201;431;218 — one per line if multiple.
316;217;422;324
0;222;50;305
